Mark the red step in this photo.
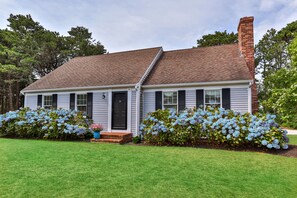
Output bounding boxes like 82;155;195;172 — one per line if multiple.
91;138;122;143
90;132;133;144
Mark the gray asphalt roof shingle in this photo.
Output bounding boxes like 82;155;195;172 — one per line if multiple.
22;44;252;92
143;44;252;85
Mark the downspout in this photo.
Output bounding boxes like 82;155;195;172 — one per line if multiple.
135;47;163;136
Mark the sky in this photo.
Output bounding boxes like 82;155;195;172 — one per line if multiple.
0;0;297;52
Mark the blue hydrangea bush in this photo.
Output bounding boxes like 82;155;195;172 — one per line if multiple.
140;108;289;149
0;107;93;140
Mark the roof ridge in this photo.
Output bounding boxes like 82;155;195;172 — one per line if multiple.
73;46;163;59
164;43;238;53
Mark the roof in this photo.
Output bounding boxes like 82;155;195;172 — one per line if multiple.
143;44;252;85
22;47;162;91
22;44;252;92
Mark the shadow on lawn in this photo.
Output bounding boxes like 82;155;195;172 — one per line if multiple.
128;141;297;158
2;135;297;158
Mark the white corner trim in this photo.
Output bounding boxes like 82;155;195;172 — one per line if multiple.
107;90;112;131
248;83;252;113
24;94;28;107
135;89;141;135
142;80;252;89
127;90;132;132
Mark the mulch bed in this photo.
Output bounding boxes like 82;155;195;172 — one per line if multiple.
127;141;297;158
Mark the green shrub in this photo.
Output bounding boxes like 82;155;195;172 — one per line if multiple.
132;136;141;144
0;107;93;140
140;108;289;149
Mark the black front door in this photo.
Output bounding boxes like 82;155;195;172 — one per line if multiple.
112;92;127;130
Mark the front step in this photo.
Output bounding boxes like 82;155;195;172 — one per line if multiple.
90;132;133;144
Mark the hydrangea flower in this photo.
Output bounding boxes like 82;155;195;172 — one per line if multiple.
141;107;288;149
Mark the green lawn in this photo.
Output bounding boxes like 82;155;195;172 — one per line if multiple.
1;139;297;197
288;135;297;145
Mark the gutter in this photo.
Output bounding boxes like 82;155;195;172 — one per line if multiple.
142;80;253;89
20;84;136;95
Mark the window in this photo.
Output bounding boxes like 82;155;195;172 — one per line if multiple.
43;95;53;109
205;90;221;108
163;92;178;111
77;94;87;112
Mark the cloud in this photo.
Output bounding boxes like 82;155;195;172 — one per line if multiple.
0;0;296;52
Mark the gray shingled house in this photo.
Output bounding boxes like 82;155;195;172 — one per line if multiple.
21;17;258;137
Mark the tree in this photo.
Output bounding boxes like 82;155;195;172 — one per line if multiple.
0;29;30;112
0;14;107;113
196;30;238;47
255;20;297;113
67;26;106;58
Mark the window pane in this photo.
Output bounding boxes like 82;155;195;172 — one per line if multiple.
44;95;52;106
77;106;87;112
163;92;177;105
205;104;220;109
205;90;220;106
173;92;177;103
77;94;87;105
164;105;177;111
205;94;210;104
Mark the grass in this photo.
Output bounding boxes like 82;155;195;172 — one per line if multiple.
0;139;297;198
288;135;297;145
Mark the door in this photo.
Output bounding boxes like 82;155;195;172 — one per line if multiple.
112;92;127;130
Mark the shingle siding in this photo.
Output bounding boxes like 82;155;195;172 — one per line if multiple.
57;94;70;110
93;92;109;131
143;92;155;119
231;88;249;113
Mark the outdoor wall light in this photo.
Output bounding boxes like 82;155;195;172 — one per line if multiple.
102;93;106;99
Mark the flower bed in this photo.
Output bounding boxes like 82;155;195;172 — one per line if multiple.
0;108;93;140
140;108;289;149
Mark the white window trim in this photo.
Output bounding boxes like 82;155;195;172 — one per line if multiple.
162;91;179;111
75;93;88;111
43;94;53;108
204;89;222;110
75;93;87;111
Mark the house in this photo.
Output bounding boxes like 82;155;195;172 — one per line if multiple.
21;16;258;137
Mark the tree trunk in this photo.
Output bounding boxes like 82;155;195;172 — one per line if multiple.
15;81;20;109
8;74;13;111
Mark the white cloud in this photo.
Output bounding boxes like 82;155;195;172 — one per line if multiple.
0;0;296;52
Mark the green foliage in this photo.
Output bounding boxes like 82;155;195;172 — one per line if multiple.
255;20;297;128
263;67;297;128
289;34;297;67
67;26;106;58
196;30;238;47
0;14;107;114
141;108;289;149
0;107;93;140
132;136;141;144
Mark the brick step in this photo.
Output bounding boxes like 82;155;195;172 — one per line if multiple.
91;132;133;144
101;132;132;140
91;138;123;143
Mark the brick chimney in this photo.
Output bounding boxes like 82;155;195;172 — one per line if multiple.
237;16;258;113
